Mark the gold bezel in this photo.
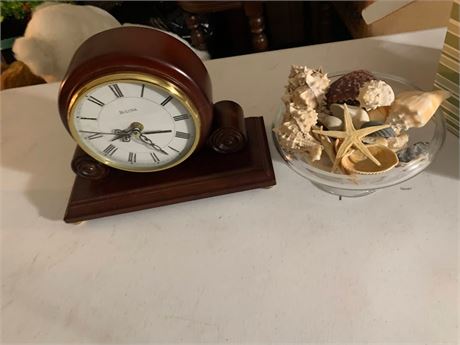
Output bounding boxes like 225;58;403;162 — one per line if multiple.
67;72;201;172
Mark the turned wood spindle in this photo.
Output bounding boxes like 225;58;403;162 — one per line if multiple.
71;146;110;180
185;14;207;51
244;2;268;52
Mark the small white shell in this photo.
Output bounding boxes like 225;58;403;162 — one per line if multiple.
368;106;390;122
330;104;370;128
357;80;395;110
318;112;343;130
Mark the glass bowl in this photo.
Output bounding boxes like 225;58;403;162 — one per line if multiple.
272;72;446;197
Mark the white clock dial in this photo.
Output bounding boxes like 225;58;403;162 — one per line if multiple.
69;79;198;172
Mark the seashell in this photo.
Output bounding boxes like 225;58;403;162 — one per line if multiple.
386;89;450;133
368;106;390;122
285;65;330;110
312;126;337;165
360;121;396;138
326;70;375;106
330;103;370;128
341;144;399;175
397;142;429;163
318;112;343;130
290;105;318;133
357;80;395;110
362;133;409;152
273;120;323;161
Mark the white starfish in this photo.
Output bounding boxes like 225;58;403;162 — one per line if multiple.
313;104;391;172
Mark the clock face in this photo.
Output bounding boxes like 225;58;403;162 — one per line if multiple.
68;75;200;172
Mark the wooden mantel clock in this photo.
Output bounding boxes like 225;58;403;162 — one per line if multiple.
58;26;275;223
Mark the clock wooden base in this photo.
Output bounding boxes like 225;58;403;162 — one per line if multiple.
64;117;276;223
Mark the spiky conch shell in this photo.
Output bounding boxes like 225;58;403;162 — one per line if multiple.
386;90;450;134
290;105;318;133
275;65;331;162
284;65;331;110
274;119;323;162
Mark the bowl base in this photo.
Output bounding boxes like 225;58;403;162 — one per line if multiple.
311;182;376;197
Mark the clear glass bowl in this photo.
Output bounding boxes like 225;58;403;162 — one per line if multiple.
272;72;447;197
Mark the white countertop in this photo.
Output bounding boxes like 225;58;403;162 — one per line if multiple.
2;28;459;344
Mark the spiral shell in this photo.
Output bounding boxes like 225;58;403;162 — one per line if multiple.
360;121;396;138
386;89;450;133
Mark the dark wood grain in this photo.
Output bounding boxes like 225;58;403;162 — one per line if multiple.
58;26;214;150
71;147;110;180
208;100;247;153
177;1;268;53
64;117;276;223
178;1;241;13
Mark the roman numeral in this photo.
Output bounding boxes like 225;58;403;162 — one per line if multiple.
173;114;189;121
140;84;145;97
175;131;190;139
87;96;105;107
102;144;118;156
128;152;136;164
150;152;160;163
161;95;173;106
109;84;123;97
76;116;97;120
168;146;180;153
86;133;103;140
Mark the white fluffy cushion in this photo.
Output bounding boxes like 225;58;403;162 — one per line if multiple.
13;3;120;82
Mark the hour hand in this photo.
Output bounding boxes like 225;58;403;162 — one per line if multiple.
111;129;132;142
78;130;131;141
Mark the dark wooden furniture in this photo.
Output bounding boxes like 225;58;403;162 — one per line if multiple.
177;1;268;53
64;117;276;222
58;26;276;222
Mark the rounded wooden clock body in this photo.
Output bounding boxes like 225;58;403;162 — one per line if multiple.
58;26;213;172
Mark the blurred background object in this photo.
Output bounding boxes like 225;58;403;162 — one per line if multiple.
12;2;120;83
333;0;453;38
1;1;454;89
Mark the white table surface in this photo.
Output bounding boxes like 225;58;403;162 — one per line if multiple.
2;28;459;344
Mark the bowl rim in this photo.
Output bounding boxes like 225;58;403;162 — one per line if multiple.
272;70;447;191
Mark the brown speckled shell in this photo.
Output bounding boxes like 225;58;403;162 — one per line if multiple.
326;70;375;106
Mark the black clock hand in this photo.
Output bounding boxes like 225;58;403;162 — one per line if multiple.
136;133;169;155
110;129;133;142
79;130;123;135
79;129;171;138
143;130;172;134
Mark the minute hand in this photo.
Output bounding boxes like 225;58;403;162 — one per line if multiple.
138;133;169;155
143;130;172;134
